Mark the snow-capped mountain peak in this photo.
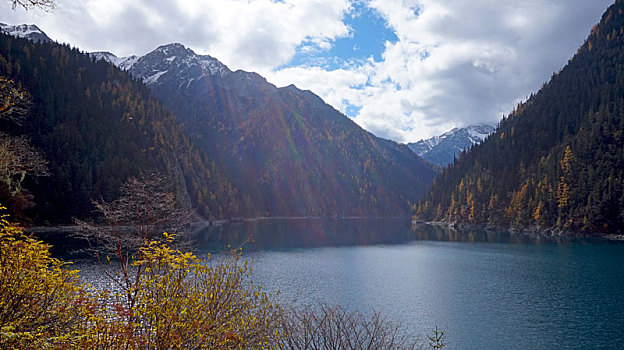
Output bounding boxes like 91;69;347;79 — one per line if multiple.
147;43;229;76
0;23;51;43
407;123;496;166
91;43;230;88
89;43;231;88
151;42;189;57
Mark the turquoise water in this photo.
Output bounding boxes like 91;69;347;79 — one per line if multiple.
194;219;624;349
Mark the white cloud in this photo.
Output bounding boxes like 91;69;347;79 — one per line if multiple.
0;0;351;70
271;0;613;142
0;0;615;142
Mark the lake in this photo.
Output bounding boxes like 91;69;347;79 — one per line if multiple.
70;218;624;349
192;218;624;350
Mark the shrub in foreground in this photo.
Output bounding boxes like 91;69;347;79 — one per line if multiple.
0;221;281;349
90;235;282;349
0;214;92;349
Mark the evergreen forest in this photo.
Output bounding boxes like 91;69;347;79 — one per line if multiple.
0;33;238;223
416;1;624;234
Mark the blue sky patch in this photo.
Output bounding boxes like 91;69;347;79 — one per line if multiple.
345;103;362;117
281;2;398;71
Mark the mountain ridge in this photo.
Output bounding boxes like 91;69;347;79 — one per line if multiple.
407;124;495;166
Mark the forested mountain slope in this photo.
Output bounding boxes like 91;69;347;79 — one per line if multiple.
416;0;624;234
122;44;436;217
0;34;238;223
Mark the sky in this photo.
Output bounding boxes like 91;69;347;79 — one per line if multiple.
0;0;614;143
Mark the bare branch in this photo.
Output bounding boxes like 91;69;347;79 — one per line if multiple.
74;170;194;308
279;304;426;350
0;132;49;194
10;0;54;11
0;76;32;126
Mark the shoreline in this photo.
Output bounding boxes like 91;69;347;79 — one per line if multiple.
26;218;624;243
26;216;413;234
412;220;624;242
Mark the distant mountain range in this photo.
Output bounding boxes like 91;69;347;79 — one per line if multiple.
0;25;436;222
416;0;624;234
407;124;495;166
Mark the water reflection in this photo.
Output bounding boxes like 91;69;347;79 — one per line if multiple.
410;224;560;244
193;218;415;252
191;218;563;253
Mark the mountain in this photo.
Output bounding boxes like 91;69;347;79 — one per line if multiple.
1;23;435;219
127;43;230;84
90;51;138;71
407;124;495;166
0;23;51;43
416;0;624;234
95;43;436;217
0;33;238;223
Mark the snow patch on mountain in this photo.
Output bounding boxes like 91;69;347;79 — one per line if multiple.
466;124;495;143
118;56;139;71
0;23;51;43
90;51;139;71
144;71;167;85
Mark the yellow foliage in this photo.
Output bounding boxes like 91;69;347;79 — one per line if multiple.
560;146;574;174
75;233;283;349
533;201;544;223
0;211;93;349
557;146;574;210
128;235;282;349
1;214;282;349
557;180;570;209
